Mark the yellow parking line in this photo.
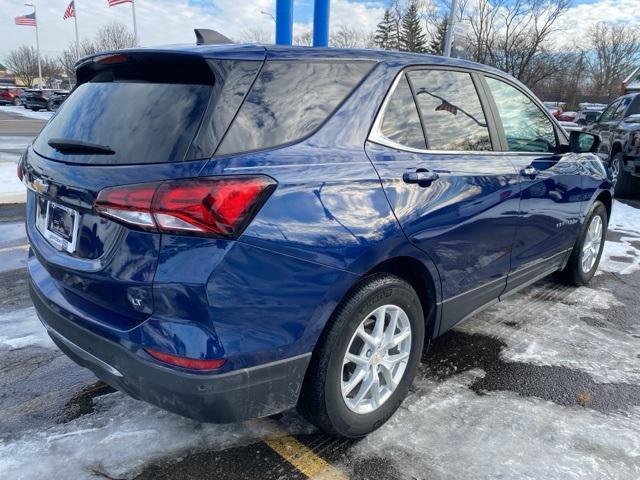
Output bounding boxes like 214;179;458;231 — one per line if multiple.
265;429;348;480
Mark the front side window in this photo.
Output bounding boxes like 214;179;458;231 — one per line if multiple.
217;61;374;155
378;75;426;149
599;100;621;123
408;70;492;151
612;97;632;121
486;77;557;153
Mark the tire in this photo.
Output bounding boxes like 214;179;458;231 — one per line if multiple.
13;98;22;106
556;201;608;286
298;273;425;438
611;152;638;198
47;101;54;112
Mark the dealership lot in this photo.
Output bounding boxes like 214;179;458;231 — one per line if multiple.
1;106;640;479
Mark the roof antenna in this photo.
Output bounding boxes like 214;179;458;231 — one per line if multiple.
194;29;233;45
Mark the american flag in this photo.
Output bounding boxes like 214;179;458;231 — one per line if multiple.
14;12;36;26
63;1;75;20
108;0;133;6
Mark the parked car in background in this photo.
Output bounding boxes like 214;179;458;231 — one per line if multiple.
0;87;24;106
587;93;640;197
18;89;36;108
20;46;612;438
556;111;577;122
23;89;55;111
47;91;70;111
575;109;603;126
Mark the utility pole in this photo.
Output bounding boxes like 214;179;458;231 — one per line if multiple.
73;1;80;57
443;0;457;57
131;0;138;45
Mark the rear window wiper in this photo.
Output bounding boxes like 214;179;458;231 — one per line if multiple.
48;138;115;155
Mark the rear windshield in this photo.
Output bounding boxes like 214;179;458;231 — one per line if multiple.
33;81;211;165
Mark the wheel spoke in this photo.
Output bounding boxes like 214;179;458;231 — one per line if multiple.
386;350;410;364
383;307;399;347
356;325;377;348
343;366;367;396
389;329;411;348
372;307;386;342
344;351;369;367
379;363;398;390
352;369;375;407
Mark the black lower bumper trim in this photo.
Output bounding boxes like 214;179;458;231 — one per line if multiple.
30;279;311;423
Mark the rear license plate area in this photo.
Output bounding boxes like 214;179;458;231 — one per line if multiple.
36;198;80;253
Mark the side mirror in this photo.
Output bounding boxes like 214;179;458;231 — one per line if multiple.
569;130;600;153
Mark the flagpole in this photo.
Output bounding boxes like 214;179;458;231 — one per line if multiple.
26;3;43;88
73;1;80;57
131;0;138;45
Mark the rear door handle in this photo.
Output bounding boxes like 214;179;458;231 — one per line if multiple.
520;166;539;178
403;169;439;187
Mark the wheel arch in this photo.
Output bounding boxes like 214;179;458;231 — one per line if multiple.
595;190;612;221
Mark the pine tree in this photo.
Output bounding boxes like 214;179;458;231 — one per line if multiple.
399;1;428;53
374;10;398;50
428;17;448;56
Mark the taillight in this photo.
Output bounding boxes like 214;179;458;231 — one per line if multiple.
94;176;276;238
16;163;23;182
145;348;226;370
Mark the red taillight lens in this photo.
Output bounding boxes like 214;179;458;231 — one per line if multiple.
17;163;23;182
95;54;130;65
94;176;275;238
145;348;226;370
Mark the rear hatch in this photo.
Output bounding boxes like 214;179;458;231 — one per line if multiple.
23;49;265;329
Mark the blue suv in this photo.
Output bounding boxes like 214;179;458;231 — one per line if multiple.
20;44;612;438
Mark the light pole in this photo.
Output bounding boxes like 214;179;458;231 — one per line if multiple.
24;2;43;88
260;10;275;22
443;0;458;57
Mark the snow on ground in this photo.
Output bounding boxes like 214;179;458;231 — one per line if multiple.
600;200;640;275
0;106;53;121
0;161;25;204
0;307;53;350
0;136;31;152
458;200;640;384
351;370;640;480
0;393;313;480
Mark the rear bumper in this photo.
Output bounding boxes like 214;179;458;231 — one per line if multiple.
30;279;311;423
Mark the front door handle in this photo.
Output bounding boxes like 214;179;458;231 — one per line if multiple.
520;166;540;179
403;169;439;187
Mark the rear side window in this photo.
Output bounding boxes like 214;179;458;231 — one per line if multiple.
408;70;492;151
379;75;426;149
486;77;557;153
216;61;374;155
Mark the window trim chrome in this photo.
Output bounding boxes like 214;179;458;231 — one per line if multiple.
368;66;565;157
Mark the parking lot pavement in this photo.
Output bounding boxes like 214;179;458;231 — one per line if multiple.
1;108;640;478
0;107;48;204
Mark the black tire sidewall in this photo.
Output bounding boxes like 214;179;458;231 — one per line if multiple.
322;277;424;438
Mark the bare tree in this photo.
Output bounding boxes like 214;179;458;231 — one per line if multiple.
5;45;39;87
583;23;640;100
330;25;373;48
94;21;137;51
294;30;313;46
241;28;273;44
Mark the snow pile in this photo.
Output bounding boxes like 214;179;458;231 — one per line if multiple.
0;307;53;350
600;200;640;275
351;370;640;480
0;392;313;480
0;106;53;121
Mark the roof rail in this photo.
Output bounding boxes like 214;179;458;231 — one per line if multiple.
194;29;233;45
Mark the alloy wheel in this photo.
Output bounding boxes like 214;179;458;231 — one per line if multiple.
581;215;603;273
341;304;412;414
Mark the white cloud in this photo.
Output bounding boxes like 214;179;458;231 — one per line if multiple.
0;0;385;60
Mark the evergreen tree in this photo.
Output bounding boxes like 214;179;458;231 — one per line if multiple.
428;17;448;56
399;1;428;53
374;9;398;50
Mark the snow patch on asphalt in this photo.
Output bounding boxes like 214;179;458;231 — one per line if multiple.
0;136;31;152
0;392;313;480
458;282;640;384
0;307;53;350
351;370;640;480
600;200;640;275
0;161;26;204
0;106;53;121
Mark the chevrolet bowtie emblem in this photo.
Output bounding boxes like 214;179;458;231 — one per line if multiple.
32;178;49;194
